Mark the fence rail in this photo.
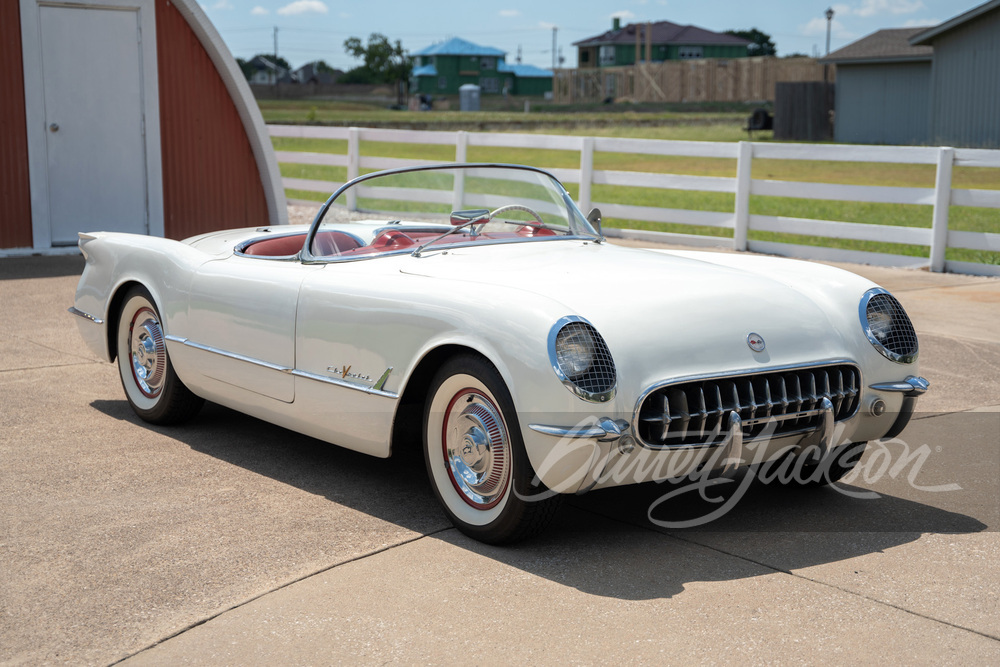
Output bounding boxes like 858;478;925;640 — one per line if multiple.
269;124;1000;277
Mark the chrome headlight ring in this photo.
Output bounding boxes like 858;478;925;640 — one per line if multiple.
548;316;617;403
860;287;918;364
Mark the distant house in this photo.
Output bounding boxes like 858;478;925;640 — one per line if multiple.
247;55;295;85
574;18;751;68
294;61;342;85
823;0;1000;148
411;37;552;95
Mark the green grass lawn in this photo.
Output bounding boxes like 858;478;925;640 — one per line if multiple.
269;101;999;266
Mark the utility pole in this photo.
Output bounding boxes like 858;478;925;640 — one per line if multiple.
273;26;279;97
552;26;557;71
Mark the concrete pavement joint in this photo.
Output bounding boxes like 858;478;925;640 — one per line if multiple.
665;530;1000;644
579;499;1000;646
110;526;457;665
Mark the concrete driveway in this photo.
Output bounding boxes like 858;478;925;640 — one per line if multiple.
1;249;997;665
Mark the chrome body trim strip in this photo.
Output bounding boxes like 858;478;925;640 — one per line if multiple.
528;417;629;441
164;335;399;399
870;375;930;397
289;369;399;398
67;307;103;325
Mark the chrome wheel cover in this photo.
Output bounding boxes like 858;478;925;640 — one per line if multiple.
128;307;166;398
442;389;511;509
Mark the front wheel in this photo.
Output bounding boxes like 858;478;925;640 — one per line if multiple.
116;286;204;425
423;355;560;544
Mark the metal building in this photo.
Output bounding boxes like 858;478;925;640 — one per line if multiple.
1;0;286;254
912;0;1000;148
823;0;1000;148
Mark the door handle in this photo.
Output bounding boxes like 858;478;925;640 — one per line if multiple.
49;123;59;132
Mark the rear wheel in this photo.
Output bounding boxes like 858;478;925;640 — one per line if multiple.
423;355;560;544
116;286;203;425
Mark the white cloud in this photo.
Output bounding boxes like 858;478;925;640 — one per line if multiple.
610;10;635;20
250;6;269;15
277;1;329;16
539;21;557;30
850;0;925;18
903;17;939;26
213;0;234;9
499;9;520;18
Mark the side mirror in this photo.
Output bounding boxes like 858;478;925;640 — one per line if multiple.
450;208;491;226
587;207;602;235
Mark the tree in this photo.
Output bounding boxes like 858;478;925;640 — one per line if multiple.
343;33;412;104
725;28;777;56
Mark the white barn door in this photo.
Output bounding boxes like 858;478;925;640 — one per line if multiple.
21;0;163;249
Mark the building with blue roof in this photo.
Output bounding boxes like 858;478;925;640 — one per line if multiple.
411;37;552;97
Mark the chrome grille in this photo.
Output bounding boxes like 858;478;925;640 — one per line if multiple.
636;364;861;448
865;292;918;361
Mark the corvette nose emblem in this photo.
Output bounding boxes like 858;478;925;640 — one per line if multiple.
747;333;765;352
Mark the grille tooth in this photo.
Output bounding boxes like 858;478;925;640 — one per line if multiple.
637;365;862;448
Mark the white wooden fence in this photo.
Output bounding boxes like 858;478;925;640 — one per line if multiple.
269;125;1000;277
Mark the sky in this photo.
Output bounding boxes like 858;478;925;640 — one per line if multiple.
199;0;982;72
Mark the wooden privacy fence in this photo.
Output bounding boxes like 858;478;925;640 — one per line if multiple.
552;57;831;104
270;124;1000;277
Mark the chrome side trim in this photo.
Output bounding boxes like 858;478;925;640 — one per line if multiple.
528;417;629;441
870;375;929;397
165;335;291;372
290;369;399;399
68;307;103;325
164;335;399;399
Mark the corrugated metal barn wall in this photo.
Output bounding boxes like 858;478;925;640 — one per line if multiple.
156;0;269;239
0;1;33;249
928;8;1000;148
834;62;931;145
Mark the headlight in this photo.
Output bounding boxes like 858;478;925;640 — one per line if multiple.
549;317;616;402
860;288;918;363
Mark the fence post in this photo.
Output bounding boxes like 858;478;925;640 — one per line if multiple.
733;141;752;251
346;127;360;211
453;131;468;211
929;146;954;273
579;136;594;214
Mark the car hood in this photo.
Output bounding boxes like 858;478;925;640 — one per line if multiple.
402;241;869;398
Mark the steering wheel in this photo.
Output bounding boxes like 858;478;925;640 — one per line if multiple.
489;204;544;226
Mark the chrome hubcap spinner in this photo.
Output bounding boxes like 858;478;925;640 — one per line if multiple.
443;389;510;509
129;307;166;398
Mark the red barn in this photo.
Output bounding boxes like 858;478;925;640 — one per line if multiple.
1;0;286;253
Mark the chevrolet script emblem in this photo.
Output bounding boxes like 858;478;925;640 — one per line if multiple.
747;333;766;352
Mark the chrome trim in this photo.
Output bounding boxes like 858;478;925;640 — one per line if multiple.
164;335;399;399
372;367;394;392
720;412;743;475
68;306;103;325
860;287;919;364
547;315;617;403
528;417;629;441
290;369;399;399
870;375;929;397
632;360;861;450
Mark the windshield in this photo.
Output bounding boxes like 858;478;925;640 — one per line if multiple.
304;164;599;260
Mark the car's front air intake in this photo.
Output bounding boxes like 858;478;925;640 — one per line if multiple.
636;364;861;448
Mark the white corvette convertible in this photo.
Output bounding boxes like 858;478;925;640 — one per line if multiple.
71;163;928;543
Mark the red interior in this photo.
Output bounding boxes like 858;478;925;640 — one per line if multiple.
242;225;557;258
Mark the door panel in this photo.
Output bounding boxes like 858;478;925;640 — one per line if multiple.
39;5;148;244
